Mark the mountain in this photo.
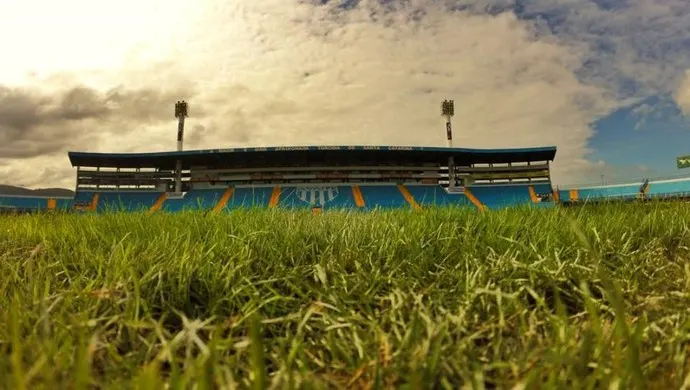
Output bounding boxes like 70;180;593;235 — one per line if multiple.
0;185;74;197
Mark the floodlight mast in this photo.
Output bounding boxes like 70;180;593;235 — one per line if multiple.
442;99;454;148
175;100;188;152
442;100;457;190
174;101;188;193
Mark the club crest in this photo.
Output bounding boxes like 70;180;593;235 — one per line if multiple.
295;187;339;206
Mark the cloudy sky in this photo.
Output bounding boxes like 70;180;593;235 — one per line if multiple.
1;0;690;189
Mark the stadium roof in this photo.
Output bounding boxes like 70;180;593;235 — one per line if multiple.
68;145;557;169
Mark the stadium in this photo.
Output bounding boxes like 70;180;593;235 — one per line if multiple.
3;100;690;214
0;100;563;213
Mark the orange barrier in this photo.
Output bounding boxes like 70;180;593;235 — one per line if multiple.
269;186;281;207
397;184;421;210
213;188;234;214
527;186;539;203
463;188;487;211
148;192;168;214
352;185;366;207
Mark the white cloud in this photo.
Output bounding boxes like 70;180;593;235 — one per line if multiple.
675;70;690;116
559;159;663;188
518;0;690;101
1;0;622;187
0;156;75;189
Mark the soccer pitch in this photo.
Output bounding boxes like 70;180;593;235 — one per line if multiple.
1;204;689;389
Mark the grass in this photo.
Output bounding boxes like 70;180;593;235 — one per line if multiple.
1;202;689;389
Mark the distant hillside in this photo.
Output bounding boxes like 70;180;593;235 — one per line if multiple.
0;185;74;197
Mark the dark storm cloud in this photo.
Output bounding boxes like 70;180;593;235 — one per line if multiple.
104;86;189;122
187;114;253;147
57;87;110;121
0;86;51;132
186;124;208;145
0;84;194;159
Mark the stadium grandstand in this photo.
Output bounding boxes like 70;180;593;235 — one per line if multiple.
0;99;562;213
0;146;558;214
61;145;557;214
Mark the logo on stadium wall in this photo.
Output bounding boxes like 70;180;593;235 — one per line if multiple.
296;187;339;206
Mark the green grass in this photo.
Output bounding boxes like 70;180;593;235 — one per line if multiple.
1;203;690;389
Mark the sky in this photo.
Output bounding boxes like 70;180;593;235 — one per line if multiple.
1;0;690;189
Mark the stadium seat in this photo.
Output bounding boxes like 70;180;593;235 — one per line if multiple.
404;185;474;207
162;189;228;212
55;198;73;210
0;195;55;211
576;185;640;201
646;178;690;198
467;184;547;209
71;192;98;211
531;183;554;198
359;185;409;209
558;189;572;202
96;191;163;212
227;187;275;209
74;191;96;204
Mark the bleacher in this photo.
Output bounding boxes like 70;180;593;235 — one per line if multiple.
0;195;50;210
0;195;71;212
467;183;551;209
13;175;690;214
73;191;96;204
578;184;640;201
162;189;228;212
228;187;277;209
0;144;564;213
64;184;500;213
96;191;163;212
158;185;476;212
557;176;690;204
357;185;408;209
646;178;690;199
405;185;474;207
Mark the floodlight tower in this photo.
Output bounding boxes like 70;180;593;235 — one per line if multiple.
174;100;188;193
442;99;454;148
442;99;457;190
175;100;188;151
